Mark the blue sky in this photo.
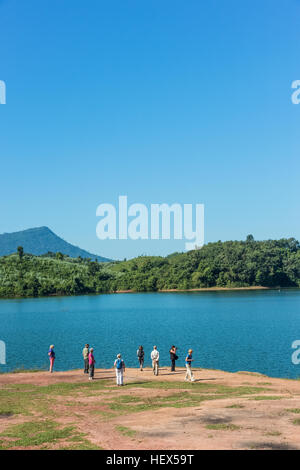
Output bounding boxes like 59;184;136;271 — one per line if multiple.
0;0;299;259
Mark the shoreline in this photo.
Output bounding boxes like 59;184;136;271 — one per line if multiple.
0;283;296;300
0;365;297;381
0;285;296;300
0;285;282;300
116;286;271;293
0;365;294;381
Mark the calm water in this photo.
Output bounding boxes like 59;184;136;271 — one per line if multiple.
0;290;300;379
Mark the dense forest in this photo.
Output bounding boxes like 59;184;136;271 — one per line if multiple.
0;236;300;298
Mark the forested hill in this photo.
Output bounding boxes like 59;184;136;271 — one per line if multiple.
0;227;111;262
0;237;299;298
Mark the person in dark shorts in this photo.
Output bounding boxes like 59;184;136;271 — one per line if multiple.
169;345;178;372
137;346;145;371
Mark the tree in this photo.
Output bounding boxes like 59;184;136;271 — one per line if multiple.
1;236;300;298
17;246;24;261
88;261;99;276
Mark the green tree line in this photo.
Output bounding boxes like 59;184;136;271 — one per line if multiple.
0;236;300;298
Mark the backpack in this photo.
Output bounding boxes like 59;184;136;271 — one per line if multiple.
116;358;123;369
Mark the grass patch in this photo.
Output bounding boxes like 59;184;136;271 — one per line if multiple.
90;409;117;420
36;379;110;396
11;368;47;374
122;381;216;391
226;404;245;409
250;396;283;401
0;420;74;449
211;385;266;396
0;368;47;375
116;426;136;438
0;387;55;416
59;442;103;450
0;411;14;417
60;432;103;450
0;378;269;430
0;419;101;450
292;418;300;426
264;431;281;436
107;392;223;413
0;380;111;417
286;408;300;414
110;394;144;404
106;384;268;414
205;423;240;431
123;381;268;395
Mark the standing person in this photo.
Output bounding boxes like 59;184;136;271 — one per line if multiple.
83;344;90;374
151;346;159;376
114;354;125;386
88;347;95;381
48;345;55;373
137;346;145;371
185;349;195;382
169;345;178;372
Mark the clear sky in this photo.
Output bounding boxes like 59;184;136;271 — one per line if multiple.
0;0;299;260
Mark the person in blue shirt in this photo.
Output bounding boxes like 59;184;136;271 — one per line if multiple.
114;354;126;386
48;345;55;373
185;349;195;382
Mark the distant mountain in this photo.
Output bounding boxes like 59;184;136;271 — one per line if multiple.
0;227;112;262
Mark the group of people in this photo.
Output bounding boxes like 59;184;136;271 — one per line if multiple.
149;345;195;382
48;343;195;385
82;344;126;384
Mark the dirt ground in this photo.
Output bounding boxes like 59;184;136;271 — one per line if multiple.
1;367;300;450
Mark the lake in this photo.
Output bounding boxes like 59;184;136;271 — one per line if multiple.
0;290;300;379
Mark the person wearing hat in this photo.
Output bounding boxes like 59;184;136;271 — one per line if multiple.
185;349;195;382
114;354;125;386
